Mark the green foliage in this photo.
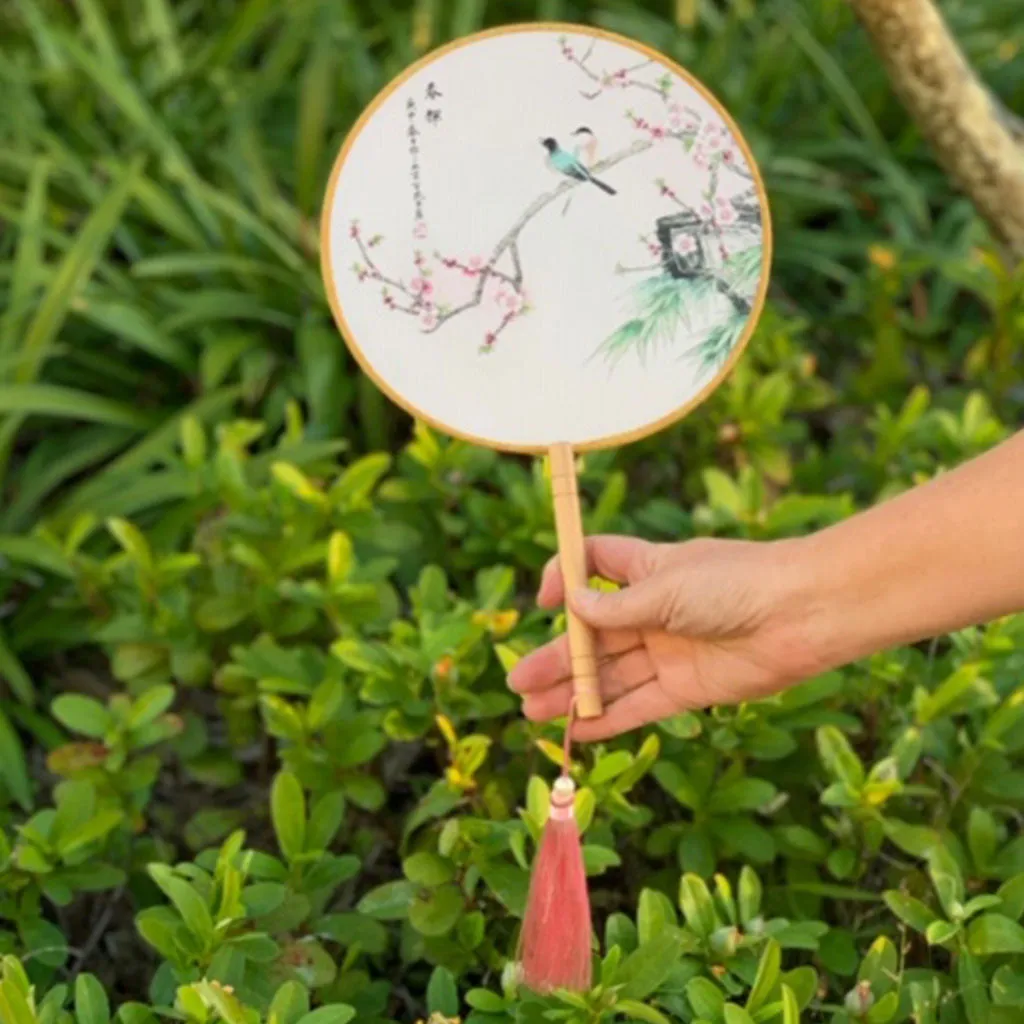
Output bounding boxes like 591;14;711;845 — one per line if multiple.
1;0;1023;1022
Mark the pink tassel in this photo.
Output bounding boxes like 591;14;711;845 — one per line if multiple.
518;772;593;994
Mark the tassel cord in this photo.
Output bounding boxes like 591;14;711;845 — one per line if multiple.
561;698;577;781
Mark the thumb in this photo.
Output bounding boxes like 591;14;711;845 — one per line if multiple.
567;578;668;631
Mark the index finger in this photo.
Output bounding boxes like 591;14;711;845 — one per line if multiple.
538;534;659;608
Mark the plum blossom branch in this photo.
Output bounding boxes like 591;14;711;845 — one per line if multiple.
349;39;761;351
559;35;670;101
351;224;419;302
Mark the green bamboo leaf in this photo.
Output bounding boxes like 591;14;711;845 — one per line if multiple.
0;705;32;810
296;27;333;215
0;628;35;706
0;384;153;428
15;157;142;386
142;0;184;81
78;300;193;372
61;35;192;177
0;159;48;354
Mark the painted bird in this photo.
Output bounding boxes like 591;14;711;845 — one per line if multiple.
541;137;617;195
572;126;598;167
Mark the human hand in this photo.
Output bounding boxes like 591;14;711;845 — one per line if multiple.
507;534;832;741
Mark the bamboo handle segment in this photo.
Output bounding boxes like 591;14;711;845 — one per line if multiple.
549;443;603;720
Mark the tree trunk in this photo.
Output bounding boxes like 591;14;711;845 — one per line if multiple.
848;0;1024;261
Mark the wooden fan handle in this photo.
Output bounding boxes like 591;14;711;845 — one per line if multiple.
548;443;603;720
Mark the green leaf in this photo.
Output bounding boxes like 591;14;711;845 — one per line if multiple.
883;891;938;933
927;845;965;917
917;663;993;724
653;761;702;810
637;888;677;946
708;778;776;814
780;984;800;1024
0;627;36;706
51;695;111;739
0;384;153;429
127;686;174;729
782;966;818;1009
867;991;900;1024
403;852;456;886
268;982;309;1024
723;1007;756;1024
680;873;718;938
992;965;1024;1007
998;874;1024;920
686;977;726;1019
480;862;528;917
858;937;898;992
0;706;32;811
147;864;213;945
617;1000;672;1024
583;845;621;875
746;939;781;1014
427;966;459;1016
816;726;864;788
882;818;939;857
590;751;633;785
925;919;960;946
14;158;142;388
293;1008;356;1024
357;880;417;920
967;913;1024;954
75;974;111;1024
959;951;990;1024
738;866;763;924
58;807;125;859
305;791;346;853
968;807;1001;870
271;771;306;862
408;883;463;937
316;913;388;955
0;973;37;1024
618;931;684;1000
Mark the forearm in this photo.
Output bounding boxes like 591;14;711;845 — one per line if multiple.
793;430;1024;667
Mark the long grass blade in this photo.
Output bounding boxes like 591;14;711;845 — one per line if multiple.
0;160;48;356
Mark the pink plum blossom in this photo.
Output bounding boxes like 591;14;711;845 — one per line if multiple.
673;234;697;255
717;204;737;226
413;221;428;240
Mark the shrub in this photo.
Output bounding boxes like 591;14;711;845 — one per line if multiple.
2;1;1024;1022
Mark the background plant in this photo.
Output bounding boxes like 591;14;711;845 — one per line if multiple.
0;0;1023;1021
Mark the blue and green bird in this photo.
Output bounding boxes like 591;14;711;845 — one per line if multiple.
540;136;617;195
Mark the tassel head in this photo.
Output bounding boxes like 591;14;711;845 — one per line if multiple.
518;776;593;994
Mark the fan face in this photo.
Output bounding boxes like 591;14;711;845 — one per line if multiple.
321;23;771;453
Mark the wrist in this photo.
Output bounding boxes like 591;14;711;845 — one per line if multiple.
764;533;876;679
